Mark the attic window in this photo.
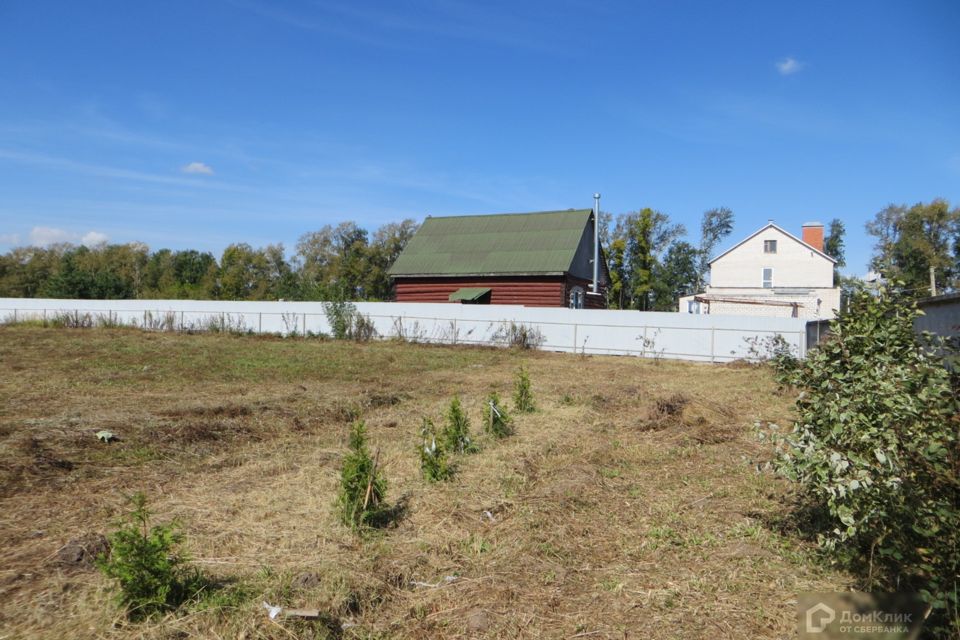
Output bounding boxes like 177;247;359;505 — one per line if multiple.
764;240;777;254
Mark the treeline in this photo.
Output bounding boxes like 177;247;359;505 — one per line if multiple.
26;197;960;307
0;220;419;301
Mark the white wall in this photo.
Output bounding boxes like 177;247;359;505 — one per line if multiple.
711;226;834;289
0;298;809;363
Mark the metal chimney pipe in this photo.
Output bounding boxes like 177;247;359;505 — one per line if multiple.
592;193;600;293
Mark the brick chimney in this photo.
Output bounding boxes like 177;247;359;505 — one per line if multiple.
802;222;824;252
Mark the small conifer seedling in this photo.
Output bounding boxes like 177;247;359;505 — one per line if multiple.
442;395;477;454
513;366;536;413
336;420;387;529
482;391;513;438
419;417;452;482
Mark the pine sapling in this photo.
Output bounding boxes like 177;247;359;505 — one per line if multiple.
418;417;452;482
97;492;206;620
336;420;387;529
513;366;536;413
442;395;477;454
482;391;513;438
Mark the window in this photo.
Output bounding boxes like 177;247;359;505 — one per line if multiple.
569;286;585;309
764;239;777;253
762;267;773;288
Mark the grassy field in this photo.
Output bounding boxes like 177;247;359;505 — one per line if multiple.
0;326;852;639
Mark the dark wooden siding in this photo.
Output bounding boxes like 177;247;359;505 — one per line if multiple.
564;275;608;309
395;276;566;306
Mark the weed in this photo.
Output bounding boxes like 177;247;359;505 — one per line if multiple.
493;321;544;350
336;421;387;529
442;395;477;454
482;391;513;438
513;366;536;413
96;493;207;620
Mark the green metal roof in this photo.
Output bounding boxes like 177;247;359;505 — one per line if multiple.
388;209;592;277
448;287;491;301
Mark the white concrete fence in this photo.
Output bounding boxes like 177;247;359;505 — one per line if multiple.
0;298;809;363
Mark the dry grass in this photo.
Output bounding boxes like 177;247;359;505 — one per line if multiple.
0;326;852;639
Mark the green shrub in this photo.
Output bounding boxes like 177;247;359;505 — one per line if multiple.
482;391;513;438
513;366;536;413
97;493;206;620
418;417;453;482
759;286;959;635
442;395;477;454
322;300;357;340
336;420;387;529
322;300;377;342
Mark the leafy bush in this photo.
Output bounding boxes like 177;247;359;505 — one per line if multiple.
513;366;536;413
322;300;377;342
759;287;959;635
97;493;206;620
482;391;513;438
336;420;387;529
418;417;453;482
323;300;357;340
442;396;477;454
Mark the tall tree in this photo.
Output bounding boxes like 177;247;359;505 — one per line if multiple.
366;219;419;300
652;241;700;311
866;199;959;295
823;218;846;286
696;207;734;291
613;208;685;310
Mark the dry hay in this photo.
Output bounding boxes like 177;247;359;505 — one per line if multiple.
0;327;851;639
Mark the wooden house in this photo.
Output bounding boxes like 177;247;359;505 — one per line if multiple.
388;209;609;308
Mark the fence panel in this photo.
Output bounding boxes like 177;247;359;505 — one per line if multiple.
0;298;808;363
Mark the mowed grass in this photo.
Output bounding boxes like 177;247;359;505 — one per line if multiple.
0;326;852;639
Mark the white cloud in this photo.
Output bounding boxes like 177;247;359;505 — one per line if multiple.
30;226;73;246
27;226;109;247
776;57;804;76
182;161;214;175
0;233;20;245
81;231;109;246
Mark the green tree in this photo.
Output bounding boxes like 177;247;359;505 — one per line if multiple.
824;218;846;286
866;199;959;295
365;219;418;300
615;208;684;310
651;241;699;311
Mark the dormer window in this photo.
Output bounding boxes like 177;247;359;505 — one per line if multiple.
764;239;777;254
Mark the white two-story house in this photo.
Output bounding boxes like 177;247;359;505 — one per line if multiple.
679;221;841;319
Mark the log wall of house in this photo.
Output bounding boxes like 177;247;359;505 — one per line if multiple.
394;276;567;306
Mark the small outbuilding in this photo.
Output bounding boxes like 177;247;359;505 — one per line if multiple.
388;208;609;308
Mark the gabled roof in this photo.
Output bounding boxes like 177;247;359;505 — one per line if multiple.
709;222;837;265
388;209;595;277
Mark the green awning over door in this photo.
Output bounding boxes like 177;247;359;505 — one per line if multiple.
448;287;491;302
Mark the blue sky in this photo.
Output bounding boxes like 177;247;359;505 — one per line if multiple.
1;0;958;275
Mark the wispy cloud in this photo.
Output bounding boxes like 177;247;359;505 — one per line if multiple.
228;0;560;53
0;233;21;245
0;148;237;189
182;161;214;175
776;57;805;76
27;226;110;247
